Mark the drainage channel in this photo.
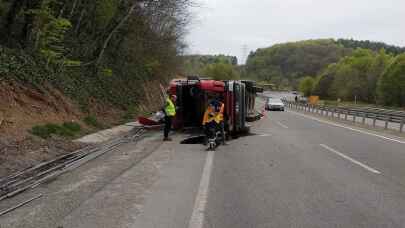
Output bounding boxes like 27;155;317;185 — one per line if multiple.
0;127;146;217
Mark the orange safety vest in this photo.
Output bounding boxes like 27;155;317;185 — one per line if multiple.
202;102;224;125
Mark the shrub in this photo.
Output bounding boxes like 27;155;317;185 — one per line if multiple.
298;76;315;97
31;125;54;139
31;122;81;139
62;122;81;133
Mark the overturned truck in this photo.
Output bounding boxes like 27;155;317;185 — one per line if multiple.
168;77;263;135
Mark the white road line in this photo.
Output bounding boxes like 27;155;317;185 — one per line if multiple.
288;110;405;145
256;133;272;137
188;150;215;228
320;144;382;174
275;121;289;129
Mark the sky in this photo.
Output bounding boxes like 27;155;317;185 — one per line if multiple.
185;0;405;64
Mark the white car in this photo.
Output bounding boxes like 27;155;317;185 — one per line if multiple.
265;98;285;111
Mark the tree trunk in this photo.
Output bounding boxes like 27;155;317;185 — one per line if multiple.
74;9;86;34
23;0;44;49
95;3;137;66
69;0;80;19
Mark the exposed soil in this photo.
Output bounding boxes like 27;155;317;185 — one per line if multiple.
0;80;85;177
0;80;81;139
0;78;165;178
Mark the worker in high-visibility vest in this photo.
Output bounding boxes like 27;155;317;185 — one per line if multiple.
163;95;177;141
202;99;226;145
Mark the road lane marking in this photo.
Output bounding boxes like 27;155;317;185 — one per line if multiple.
320;144;382;174
256;133;272;137
288;110;405;145
275;121;289;129
251;130;273;137
188;150;215;228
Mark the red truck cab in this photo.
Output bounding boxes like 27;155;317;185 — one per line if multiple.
168;77;262;135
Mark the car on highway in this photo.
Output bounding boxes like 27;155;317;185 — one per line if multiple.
265;98;285;111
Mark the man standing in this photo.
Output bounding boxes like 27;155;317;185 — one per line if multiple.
163;95;177;141
202;99;226;145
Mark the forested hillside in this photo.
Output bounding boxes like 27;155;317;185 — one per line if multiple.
337;39;405;55
0;0;192;109
181;54;238;76
244;39;353;88
0;0;194;175
245;39;405;107
309;46;405;107
0;0;193;130
312;49;393;103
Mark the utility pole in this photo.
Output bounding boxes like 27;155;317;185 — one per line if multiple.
240;45;248;78
241;44;248;65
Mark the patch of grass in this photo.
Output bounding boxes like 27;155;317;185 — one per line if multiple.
83;115;103;128
55;126;76;137
30;122;81;139
62;122;81;132
31;125;53;139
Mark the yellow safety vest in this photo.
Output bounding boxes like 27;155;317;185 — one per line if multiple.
165;98;176;116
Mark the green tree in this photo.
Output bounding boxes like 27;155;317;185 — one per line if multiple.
337;39;405;55
367;49;393;102
377;54;405;107
314;48;392;103
312;63;338;98
95;0;119;29
0;0;194;110
181;55;238;76
245;39;352;88
38;17;72;65
203;63;240;80
298;76;315;97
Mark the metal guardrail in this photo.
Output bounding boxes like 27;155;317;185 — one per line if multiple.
282;99;405;133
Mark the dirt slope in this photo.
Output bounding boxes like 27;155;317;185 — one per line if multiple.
0;80;85;176
0;78;165;177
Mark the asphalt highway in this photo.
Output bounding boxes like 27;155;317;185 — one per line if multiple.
133;95;405;228
202;104;405;228
2;95;405;228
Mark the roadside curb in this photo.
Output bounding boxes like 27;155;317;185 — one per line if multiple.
75;122;142;144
